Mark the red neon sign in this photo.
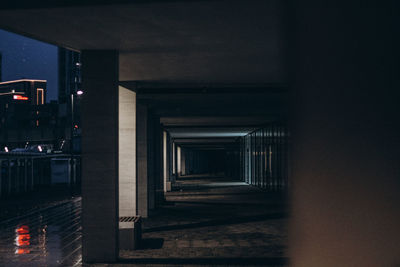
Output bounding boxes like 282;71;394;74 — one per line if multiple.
13;95;29;101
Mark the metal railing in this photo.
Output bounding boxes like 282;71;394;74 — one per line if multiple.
0;153;81;198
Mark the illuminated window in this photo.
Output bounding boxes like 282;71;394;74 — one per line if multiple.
36;88;44;105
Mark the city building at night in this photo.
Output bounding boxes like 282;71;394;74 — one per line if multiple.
0;79;58;148
58;48;82;152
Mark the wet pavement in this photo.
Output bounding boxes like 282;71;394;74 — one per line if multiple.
0;175;288;266
0;197;82;266
117;175;289;267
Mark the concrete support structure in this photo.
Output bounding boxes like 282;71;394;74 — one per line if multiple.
172;142;176;177
153;116;163;206
162;131;168;192
177;146;181;176
147;113;155;210
118;86;136;217
136;103;148;218
290;4;400;267
81;50;119;263
181;148;186;176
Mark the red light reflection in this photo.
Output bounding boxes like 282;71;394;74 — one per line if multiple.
15;225;31;254
16;248;30;254
16;225;29;234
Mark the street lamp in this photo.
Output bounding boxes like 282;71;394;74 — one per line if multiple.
70;90;82;190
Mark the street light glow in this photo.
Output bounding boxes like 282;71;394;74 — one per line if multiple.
76;90;83;95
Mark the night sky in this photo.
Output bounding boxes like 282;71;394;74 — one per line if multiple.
0;29;58;102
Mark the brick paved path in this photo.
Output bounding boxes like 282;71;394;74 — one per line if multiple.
0;175;287;266
119;175;288;266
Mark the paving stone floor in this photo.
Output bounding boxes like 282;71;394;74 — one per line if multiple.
116;175;289;267
0;197;82;266
0;175;288;266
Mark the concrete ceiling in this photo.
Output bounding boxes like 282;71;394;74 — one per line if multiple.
0;0;288;83
0;0;289;149
146;87;288;142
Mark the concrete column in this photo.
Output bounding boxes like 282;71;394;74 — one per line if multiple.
177;146;181;176
147;114;162;209
181;148;186;176
147;113;155;210
81;50;119;263
170;141;176;183
118;86;136;217
172;142;176;175
290;4;400;267
162;131;167;191
136;103;148;218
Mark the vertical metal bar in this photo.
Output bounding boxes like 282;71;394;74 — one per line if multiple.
31;158;35;190
280;126;283;190
262;128;266;189
24;158;28;193
258;130;261;188
268;128;270;190
255;131;258;186
0;159;2;198
15;159;19;194
273;125;277;191
8;159;11;196
276;125;280;191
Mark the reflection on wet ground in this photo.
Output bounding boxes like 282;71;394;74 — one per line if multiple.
0;176;287;266
0;197;82;266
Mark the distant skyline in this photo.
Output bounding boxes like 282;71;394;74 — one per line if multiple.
0;29;58;102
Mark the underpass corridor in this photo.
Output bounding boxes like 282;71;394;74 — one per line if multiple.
120;174;288;266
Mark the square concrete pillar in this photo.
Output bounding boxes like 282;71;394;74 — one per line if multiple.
136;103;148;218
181;147;186;176
153;118;164;204
118;86;136;217
147;114;155;210
162;131;168;192
81;50;119;263
172;142;176;176
177;146;181;176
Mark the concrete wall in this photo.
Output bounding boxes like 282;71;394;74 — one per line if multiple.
290;3;400;267
118;86;136;217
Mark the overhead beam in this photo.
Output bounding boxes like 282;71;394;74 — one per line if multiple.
0;0;212;10
173;137;238;144
161;116;276;127
120;81;289;94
